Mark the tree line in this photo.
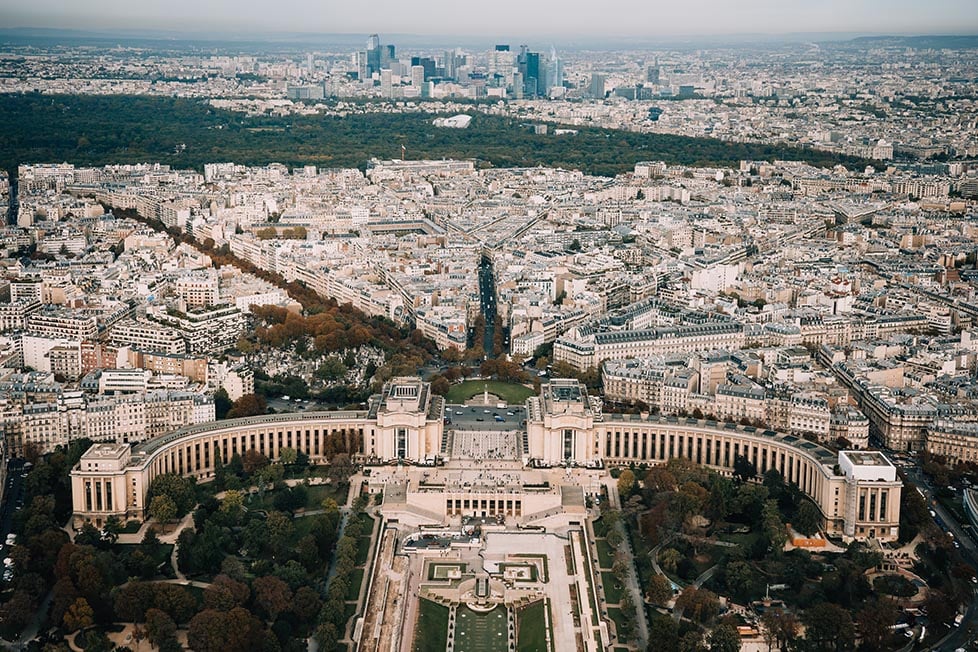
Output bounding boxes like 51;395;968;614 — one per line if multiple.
0;94;876;179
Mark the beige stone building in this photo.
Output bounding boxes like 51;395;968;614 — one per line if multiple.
71;377;900;541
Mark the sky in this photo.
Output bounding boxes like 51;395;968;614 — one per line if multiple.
1;0;977;39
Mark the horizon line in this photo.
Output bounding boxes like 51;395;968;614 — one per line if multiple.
2;25;978;42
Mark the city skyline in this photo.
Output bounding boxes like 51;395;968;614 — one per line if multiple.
1;0;978;39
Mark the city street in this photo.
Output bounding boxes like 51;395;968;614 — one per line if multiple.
905;467;978;651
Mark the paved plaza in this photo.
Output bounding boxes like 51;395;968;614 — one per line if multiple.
450;429;521;461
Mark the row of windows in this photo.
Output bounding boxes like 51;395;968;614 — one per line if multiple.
150;426;365;479
445;498;523;517
857;489;889;523
597;428;822;495
83;479;113;512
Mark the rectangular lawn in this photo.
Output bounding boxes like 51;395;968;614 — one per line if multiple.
602;571;625;605
517;600;549;652
413;599;449;652
444;380;535;405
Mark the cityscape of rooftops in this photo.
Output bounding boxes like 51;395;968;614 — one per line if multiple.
0;2;977;651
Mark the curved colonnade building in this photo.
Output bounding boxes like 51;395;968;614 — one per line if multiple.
71;377;901;542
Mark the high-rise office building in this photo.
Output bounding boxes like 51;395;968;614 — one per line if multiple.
366;34;382;76
411;56;436;80
512;71;524;99
521;49;540;97
488;46;515;86
380;69;393;98
589;73;606;99
549;47;563;91
410;65;425;88
353;51;368;81
443;49;458;79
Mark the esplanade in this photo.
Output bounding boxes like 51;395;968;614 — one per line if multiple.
71;377;901;542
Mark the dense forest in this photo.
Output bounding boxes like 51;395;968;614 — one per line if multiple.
0;94;875;177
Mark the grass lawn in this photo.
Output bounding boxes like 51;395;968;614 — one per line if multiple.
292;514;325;538
596;539;615;569
602;571;625;605
607;607;629;639
346;567;364;601
121;520;142;533
592;518;609;538
357;513;376;531
444;380;535;405
517;600;548;652
717;531;760;549
455;605;509;652
413;599;450;652
252;482;348;511
356;536;372;566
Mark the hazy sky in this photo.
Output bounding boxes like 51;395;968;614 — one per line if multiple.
1;0;977;38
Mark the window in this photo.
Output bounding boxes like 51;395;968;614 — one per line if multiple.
396;428;408;459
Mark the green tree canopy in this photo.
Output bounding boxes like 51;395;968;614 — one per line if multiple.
147;473;196;516
149;495;177;526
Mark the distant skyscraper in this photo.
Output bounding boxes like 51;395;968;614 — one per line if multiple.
380;69;393;98
411;56;436;80
410;65;425;88
549;46;563;91
589;73;606;99
647;65;660;85
353;51;368;81
443;49;457;79
488;46;514;86
522;50;540;97
366;34;382;75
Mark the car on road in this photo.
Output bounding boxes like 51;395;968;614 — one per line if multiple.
455;411;463;415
